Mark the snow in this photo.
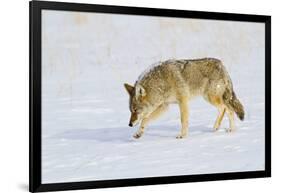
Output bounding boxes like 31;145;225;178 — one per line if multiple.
41;10;265;183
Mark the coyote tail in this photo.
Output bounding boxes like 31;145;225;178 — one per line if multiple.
222;88;245;121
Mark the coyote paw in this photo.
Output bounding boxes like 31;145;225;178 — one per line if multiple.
176;134;187;139
133;132;143;139
213;127;219;132
225;128;235;133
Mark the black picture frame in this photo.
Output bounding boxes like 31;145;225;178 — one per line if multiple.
29;1;271;192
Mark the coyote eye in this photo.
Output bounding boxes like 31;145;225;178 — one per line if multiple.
136;108;143;113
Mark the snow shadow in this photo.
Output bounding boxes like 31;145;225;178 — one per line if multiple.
53;126;134;143
52;124;215;143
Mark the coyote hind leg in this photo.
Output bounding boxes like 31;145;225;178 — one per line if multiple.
205;94;226;131
225;109;235;133
214;107;226;131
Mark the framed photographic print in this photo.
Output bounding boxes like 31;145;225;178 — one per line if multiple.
30;0;271;192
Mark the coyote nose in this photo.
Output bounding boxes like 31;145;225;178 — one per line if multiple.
128;123;133;127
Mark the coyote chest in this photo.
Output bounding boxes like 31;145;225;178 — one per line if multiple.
124;58;244;139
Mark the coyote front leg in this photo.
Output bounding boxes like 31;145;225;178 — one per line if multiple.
176;98;189;139
134;104;168;139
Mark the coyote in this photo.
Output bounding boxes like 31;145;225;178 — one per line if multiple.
124;58;244;139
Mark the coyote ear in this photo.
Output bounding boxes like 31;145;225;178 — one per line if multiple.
124;83;134;96
135;84;146;99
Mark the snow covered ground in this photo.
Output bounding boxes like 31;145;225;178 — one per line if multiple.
41;10;265;183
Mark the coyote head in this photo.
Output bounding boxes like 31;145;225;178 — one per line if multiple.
124;83;155;127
